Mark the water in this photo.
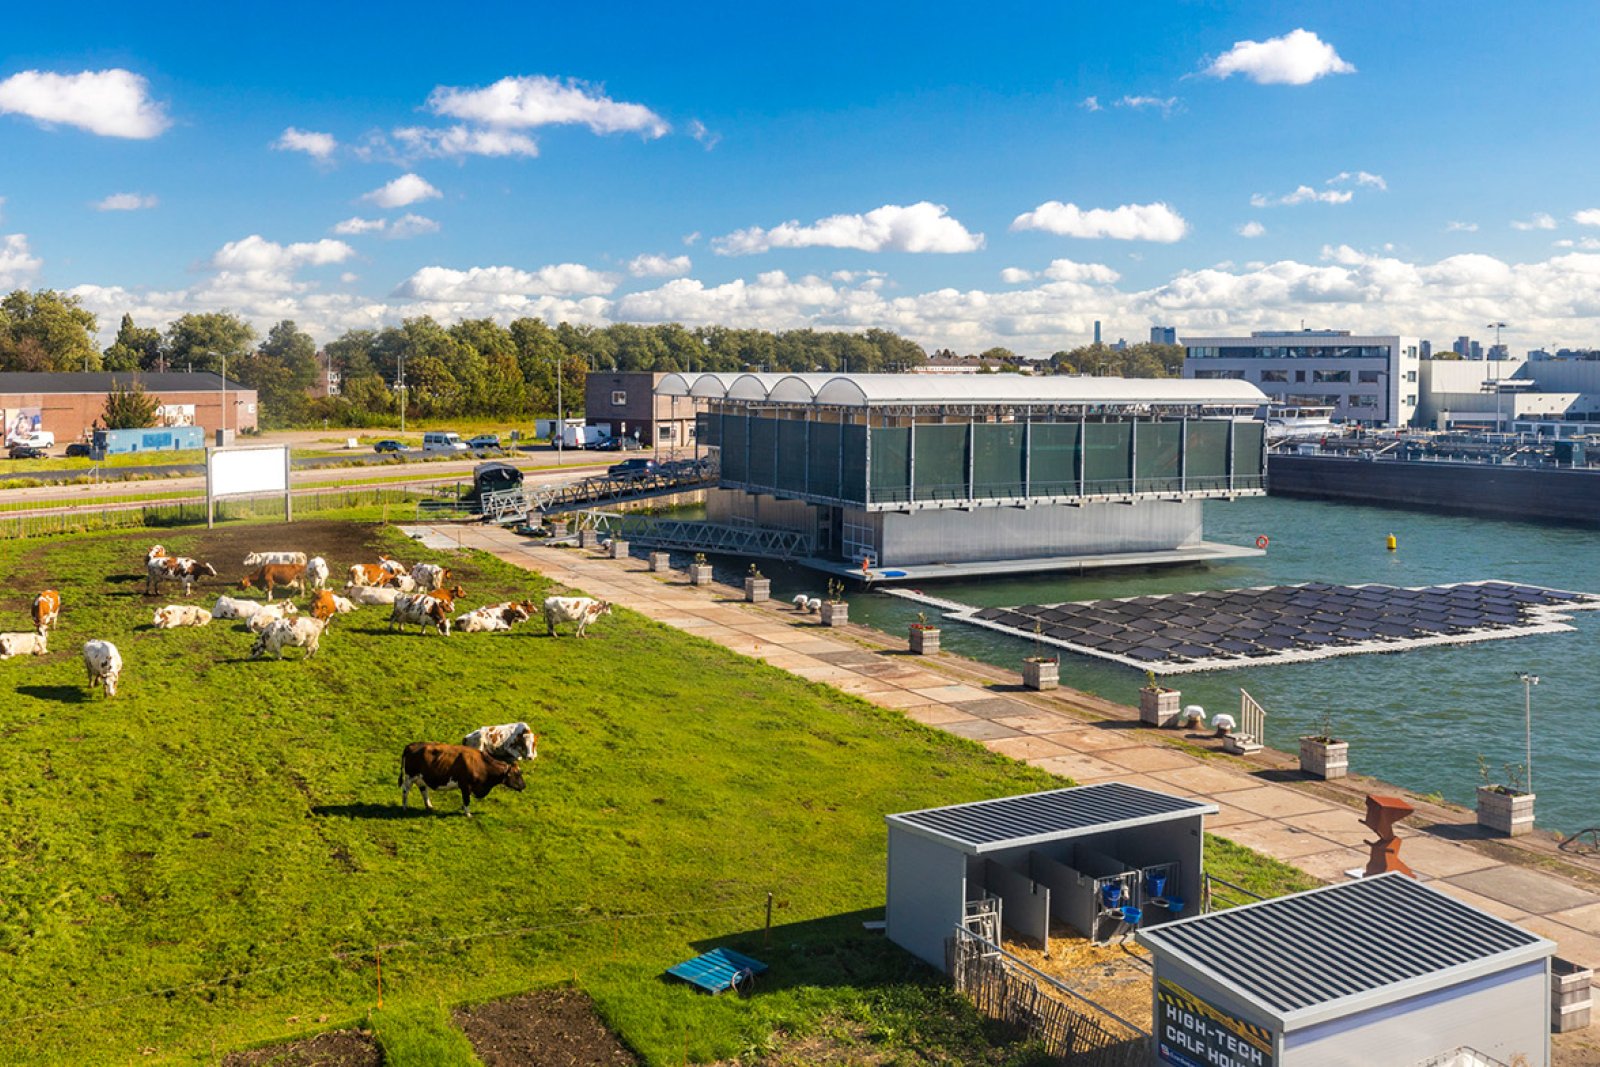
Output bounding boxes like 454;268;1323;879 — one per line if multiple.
701;496;1600;834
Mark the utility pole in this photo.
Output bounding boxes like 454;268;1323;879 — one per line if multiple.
396;352;407;434
1487;322;1508;431
1516;672;1539;794
555;351;564;466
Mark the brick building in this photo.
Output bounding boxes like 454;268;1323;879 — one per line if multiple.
0;372;259;447
583;371;700;450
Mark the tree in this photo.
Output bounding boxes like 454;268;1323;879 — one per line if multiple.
233;320;320;427
103;314;162;372
101;380;160;429
163;312;255;374
0;289;99;371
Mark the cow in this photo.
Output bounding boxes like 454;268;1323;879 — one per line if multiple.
347;563;395;588
425;584;468;611
84;640;122;697
242;551;307;568
31;590;60;634
346;584;402;606
305;557;330;591
398;742;525;816
543;596;612;638
153;605;212;629
0;631;47;658
378;555;408;576
410;563;450;591
389;593;452;636
250;616;325;660
146;556;217;596
461;722;539;763
212;595;296;621
239;563;306;602
455;602;531;633
387;573;419;593
246;605;301;633
146;545;170;563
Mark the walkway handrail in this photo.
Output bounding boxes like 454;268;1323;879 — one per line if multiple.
575;510;814;560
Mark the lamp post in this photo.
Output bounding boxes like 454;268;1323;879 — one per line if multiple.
1515;672;1539;794
555;351;564;466
395;352;406;435
1486;322;1508;432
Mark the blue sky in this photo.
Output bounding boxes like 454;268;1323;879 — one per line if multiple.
4;2;1600;355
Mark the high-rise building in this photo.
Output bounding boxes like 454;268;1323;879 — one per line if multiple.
1470;340;1483;360
1150;326;1177;345
1094;321;1102;345
1454;336;1471;357
1420;340;1433;359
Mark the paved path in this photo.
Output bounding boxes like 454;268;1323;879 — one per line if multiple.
428;525;1600;1034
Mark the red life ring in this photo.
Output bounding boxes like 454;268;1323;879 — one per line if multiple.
1255;535;1270;549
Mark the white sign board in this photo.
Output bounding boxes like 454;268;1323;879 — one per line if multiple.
206;445;291;527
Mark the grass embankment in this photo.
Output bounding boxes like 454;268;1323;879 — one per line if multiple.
0;520;1064;1064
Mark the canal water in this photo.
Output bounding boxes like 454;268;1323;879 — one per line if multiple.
699;496;1600;834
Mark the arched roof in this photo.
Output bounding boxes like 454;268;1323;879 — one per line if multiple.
654;372;1267;408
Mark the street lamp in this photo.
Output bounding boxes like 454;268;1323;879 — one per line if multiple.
1486;322;1509;431
1515;672;1539;794
554;351;564;466
395;352;407;435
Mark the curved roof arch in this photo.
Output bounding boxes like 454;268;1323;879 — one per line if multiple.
653;372;1267;408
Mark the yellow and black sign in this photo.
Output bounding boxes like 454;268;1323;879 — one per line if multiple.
1157;977;1274;1067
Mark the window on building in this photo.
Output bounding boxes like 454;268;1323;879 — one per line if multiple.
1404;394;1417;405
611;391;627;406
1259;369;1289;383
1312;370;1351;384
1406;370;1417;382
1192;369;1245;380
657;424;673;442
1295;371;1307;383
1358;370;1381;384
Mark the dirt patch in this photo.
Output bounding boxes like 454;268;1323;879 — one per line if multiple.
1001;922;1153;1030
454;990;638;1066
222;1028;380;1067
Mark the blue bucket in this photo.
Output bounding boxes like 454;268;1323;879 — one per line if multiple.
1100;884;1123;909
1145;872;1168;898
1121;906;1143;926
1164;896;1185;913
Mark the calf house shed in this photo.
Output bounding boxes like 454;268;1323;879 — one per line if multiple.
1137;873;1555;1067
885;782;1215;971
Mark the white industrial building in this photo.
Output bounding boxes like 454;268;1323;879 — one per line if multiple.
1182;330;1422;428
1416;358;1600;434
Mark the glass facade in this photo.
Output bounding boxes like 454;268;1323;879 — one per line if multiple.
1189;345;1395;359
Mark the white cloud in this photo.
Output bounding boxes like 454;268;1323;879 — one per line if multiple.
211;235;353;273
1011;201;1188;242
333;216;387;235
1202;29;1355;85
393;125;538;159
0;69;169;138
682;231;701;246
333;214;438;239
0;234;42;288
1079;96;1103;112
340;272;359;284
1115;95;1178;116
1041;258;1121;284
627;253;692;278
1511;212;1557;231
1001;267;1035;283
687;119;721;150
273;127;337;160
93;192;157;211
1327;170;1386;190
1238;221;1266;238
1572;209;1600;227
393;263;618;301
1250;185;1353;207
388;213;440;239
1555;237;1600;250
361;173;442;209
1446;221;1479;233
713;202;984;255
426;75;668;137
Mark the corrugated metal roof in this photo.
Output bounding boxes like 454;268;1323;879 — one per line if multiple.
656;371;1267;408
0;372;250;393
887;783;1215;854
1138;873;1554;1029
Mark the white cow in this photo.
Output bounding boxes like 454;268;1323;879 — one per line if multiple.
243;551;308;568
213;595;297;621
542;596;612;638
250;617;325;660
328;593;358;614
456;603;531;633
462;722;539;763
346;585;402;606
389;594;451;636
377;555;408;575
0;631;48;658
146;544;170;563
84;640;122;697
246;603;301;633
305;557;330;590
410;563;449;591
146;556;217;596
153;605;212;629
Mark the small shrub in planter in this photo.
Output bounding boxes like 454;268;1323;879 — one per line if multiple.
688;553;713;586
1476;758;1535;836
909;612;940;655
1299;713;1349;780
1022;657;1059;691
1138;671;1181;727
744;564;771;603
820;579;848;627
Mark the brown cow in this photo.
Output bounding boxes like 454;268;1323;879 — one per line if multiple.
240;563;306;602
424;584;468;612
398;742;525;816
310;589;338;621
146;556;218;596
31;590;60;634
347;563;395;588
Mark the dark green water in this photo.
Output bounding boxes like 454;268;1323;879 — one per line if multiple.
690;495;1600;834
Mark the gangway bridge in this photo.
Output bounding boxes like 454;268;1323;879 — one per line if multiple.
574;510;814;560
432;462;719;525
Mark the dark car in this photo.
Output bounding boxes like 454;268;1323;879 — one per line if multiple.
64;442;93;458
467;434;502;451
608;457;657;479
373;439;405;453
8;443;45;459
596;435;645;452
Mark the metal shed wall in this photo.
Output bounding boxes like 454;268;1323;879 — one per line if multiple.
885;823;968;969
877;500;1202;566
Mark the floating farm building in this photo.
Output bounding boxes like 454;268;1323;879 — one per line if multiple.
657;373;1269;581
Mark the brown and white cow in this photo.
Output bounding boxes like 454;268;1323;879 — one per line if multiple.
461;722;539;763
239;563;306;602
309;588;356;621
542;596;612;637
398;742;525;816
146;556;218;596
153;604;212;629
347;563;395;588
455;602;531;633
31;590;60;634
388;593;452;635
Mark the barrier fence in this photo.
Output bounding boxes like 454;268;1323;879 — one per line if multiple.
0;486;425;540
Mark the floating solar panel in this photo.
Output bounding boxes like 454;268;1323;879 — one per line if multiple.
930;580;1600;675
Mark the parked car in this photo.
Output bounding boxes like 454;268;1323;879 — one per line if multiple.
467;434;502;451
16;430;54;449
608;458;657;479
64;442;93;458
423;431;470;453
596;435;646;452
373;439;405;453
8;443;46;459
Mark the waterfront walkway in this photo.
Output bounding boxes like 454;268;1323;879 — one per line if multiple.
423;525;1600;1030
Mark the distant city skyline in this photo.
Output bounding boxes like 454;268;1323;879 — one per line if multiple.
6;4;1600;354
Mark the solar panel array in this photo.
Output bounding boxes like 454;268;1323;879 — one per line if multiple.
891;782;1212;852
966;581;1594;670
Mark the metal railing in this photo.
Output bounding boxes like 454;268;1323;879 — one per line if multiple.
528;464;717;515
1202;873;1266;914
575;510;814;560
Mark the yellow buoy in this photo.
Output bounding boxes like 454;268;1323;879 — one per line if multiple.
1386;533;1397;552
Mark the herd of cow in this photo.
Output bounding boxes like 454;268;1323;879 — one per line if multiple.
6;542;615;815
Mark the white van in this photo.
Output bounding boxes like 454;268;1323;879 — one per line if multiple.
422;431;469;453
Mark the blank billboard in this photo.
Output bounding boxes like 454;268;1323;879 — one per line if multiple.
210;446;288;497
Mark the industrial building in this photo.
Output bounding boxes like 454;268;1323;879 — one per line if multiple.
1182;330;1421;427
584;371;699;450
1139;873;1555;1067
657;372;1268;581
1415;357;1600;434
0;372;258;449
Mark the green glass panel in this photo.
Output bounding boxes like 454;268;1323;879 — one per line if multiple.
722;412;748;483
775;420;808;495
697;411;720;448
1083;423;1132;494
869;426;911;504
1185;420;1230;491
808;421;842;498
1235;422;1266;487
748;416;778;490
1029;422;1080;497
972;423;1026;499
841;425;867;503
1135;422;1183;493
912;423;969;501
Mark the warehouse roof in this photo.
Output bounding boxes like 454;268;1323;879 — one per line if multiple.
886;783;1216;855
0;371;249;393
1137;873;1555;1030
657;371;1266;408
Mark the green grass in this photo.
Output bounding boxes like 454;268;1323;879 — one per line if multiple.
371;1003;482;1066
1204;834;1324;901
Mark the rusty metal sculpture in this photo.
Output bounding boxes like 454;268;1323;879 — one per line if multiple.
1363;794;1416;877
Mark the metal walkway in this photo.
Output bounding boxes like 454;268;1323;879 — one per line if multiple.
577;510;814;560
529;466;717;516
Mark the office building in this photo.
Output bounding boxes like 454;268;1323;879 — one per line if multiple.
1150;326;1177;345
1181;330;1421;427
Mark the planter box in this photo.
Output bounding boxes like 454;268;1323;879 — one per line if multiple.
1023;659;1059;691
549;520;570;538
1298;737;1350;780
1139;687;1181;728
578;529;602;550
1476;786;1535;837
744;577;771;603
909;627;940;655
1552;957;1594;1033
820;602;848;627
648;552;672;573
609;538;630;560
688;564;714;586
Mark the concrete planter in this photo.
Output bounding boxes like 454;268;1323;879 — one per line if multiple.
578;529;601;550
744;577;771;603
820;602;848;627
1139;686;1182;728
609;538;630;560
648;551;672;573
1023;658;1059;691
909;627;940;655
688;563;714;586
1476;786;1535;837
1552;957;1594;1033
549;519;569;538
1298;737;1350;780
